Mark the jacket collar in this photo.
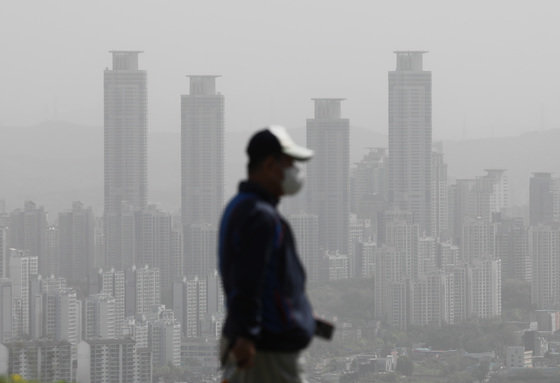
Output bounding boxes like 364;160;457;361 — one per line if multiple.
239;180;279;207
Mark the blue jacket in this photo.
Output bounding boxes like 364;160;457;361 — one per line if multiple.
218;181;315;351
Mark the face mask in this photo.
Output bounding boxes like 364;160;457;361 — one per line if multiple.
282;165;304;195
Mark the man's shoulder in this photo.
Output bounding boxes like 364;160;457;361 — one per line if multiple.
222;192;278;226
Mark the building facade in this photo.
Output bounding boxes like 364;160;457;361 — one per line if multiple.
306;98;350;255
388;51;432;235
104;51;147;272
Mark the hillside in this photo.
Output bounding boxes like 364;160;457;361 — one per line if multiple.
0;121;555;215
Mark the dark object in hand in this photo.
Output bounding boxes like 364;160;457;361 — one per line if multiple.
314;318;335;340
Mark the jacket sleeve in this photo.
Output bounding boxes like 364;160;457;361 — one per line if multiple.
227;206;276;341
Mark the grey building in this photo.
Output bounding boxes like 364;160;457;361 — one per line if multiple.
104;51;147;272
0;227;6;278
181;75;224;278
58;202;95;288
0;278;12;343
306;98;350;255
388;51;432;235
530;172;555;226
6;340;72;383
8;201;48;275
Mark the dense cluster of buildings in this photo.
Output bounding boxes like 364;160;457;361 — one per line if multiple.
0;50;558;381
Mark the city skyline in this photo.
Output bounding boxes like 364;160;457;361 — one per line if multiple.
2;42;560;383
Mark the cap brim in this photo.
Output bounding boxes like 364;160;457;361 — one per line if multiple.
267;125;314;161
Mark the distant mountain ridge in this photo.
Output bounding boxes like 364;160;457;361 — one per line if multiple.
0;121;554;215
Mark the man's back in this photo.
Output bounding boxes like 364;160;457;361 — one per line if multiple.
219;181;315;352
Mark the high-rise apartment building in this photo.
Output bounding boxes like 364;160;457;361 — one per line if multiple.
81;338;152;383
6;340;72;383
432;145;449;239
104;51;147;271
409;271;449;326
350;148;387;242
58;202;95;287
530;172;555;225
0;278;12;343
530;225;560;309
461;216;495;263
150;309;181;367
84;294;117;340
288;213;320;282
0;227;6;278
8;249;38;338
495;217;530;282
181;75;224;278
382;209;420;278
183;223;216;279
173;276;207;338
388;51;432;235
132;265;161;316
134;205;181;294
306;98;350;254
467;258;502;319
8;201;48;274
99;268;125;336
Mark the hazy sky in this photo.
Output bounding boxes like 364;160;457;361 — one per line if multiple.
1;0;559;140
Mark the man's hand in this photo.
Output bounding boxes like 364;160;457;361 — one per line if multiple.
231;337;256;369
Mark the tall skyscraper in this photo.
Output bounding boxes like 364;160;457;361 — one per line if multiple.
181;75;224;278
306;98;350;254
104;51;148;271
388;51;432;235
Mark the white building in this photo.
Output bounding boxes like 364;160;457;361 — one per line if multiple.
467;258;502;319
325;251;349;281
8;249;38;337
150;309;181;367
99;268;125;336
6;340;72;383
173;276;207;338
81;338;152;383
84;294;117;340
133;265;161;316
505;346;532;368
